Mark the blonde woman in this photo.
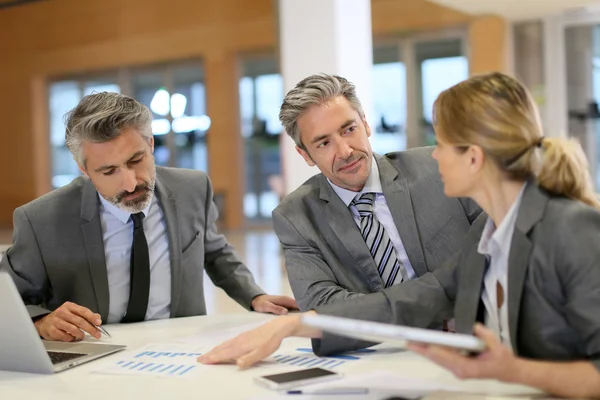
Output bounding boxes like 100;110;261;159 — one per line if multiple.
199;73;600;399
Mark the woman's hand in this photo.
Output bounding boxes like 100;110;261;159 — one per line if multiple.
408;323;518;381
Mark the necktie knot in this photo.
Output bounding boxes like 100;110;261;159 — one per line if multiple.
131;212;145;229
351;192;376;216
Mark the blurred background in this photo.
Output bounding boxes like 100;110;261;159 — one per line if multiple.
1;0;600;311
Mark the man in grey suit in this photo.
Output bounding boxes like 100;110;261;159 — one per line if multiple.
0;92;297;342
273;74;481;312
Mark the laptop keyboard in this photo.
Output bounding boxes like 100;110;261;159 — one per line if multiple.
47;351;88;365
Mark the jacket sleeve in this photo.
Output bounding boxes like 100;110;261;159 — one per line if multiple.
0;207;52;319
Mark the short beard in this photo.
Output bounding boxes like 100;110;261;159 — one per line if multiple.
104;172;156;214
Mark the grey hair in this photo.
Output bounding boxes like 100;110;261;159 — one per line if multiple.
279;74;365;149
64;92;153;166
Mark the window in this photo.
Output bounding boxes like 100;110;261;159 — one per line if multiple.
371;61;407;154
49;79;121;188
239;58;283;220
49;61;208;189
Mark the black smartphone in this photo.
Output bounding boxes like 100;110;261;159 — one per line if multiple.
254;367;341;390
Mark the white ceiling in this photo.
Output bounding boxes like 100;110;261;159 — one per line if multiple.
428;0;600;21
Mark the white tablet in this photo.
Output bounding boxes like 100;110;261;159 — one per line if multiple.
301;314;486;353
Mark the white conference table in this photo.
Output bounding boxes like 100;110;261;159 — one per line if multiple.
0;312;544;400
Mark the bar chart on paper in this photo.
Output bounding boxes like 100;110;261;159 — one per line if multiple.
93;343;207;378
270;348;376;370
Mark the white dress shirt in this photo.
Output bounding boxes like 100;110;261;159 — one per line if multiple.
328;156;417;280
477;183;527;350
98;194;171;323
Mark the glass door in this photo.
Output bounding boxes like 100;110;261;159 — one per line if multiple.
131;62;208;171
239;56;283;221
416;39;468;146
371;44;407;154
371;34;467;151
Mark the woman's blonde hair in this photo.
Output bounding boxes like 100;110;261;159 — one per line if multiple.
433;72;600;210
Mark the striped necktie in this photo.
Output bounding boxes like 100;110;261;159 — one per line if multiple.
351;192;406;287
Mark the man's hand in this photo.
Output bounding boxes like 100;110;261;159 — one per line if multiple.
199;314;302;368
34;301;103;342
408;323;519;382
199;311;322;368
251;294;298;315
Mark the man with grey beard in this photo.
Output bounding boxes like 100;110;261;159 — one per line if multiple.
0;92;297;342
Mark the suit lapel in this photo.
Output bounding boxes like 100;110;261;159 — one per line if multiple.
506;230;532;351
80;179;109;320
319;176;383;290
454;245;487;334
507;181;547;351
155;171;182;317
377;156;428;276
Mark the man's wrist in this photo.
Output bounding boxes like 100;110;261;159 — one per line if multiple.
293;311;321;338
250;294;265;310
502;356;527;384
33;315;47;337
32;313;48;323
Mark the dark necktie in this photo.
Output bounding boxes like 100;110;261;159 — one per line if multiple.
351;192;407;287
121;212;150;323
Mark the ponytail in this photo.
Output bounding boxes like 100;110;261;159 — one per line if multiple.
537;138;600;210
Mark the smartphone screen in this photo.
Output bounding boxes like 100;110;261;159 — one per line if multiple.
261;368;337;384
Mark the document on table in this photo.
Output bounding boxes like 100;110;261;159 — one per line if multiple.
92;342;208;379
264;347;382;370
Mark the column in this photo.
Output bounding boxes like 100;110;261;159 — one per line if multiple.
204;52;245;229
513;21;547;128
543;15;568;139
278;0;374;194
564;25;595;179
403;39;423;149
468;15;510;75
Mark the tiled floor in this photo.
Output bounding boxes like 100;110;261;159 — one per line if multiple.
0;227;294;315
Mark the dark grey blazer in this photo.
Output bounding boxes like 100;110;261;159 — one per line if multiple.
0;166;265;321
314;182;600;372
273;147;481;311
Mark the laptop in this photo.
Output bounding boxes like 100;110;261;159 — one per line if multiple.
0;272;126;374
301;314;486;353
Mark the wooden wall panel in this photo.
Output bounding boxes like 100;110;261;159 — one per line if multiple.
0;0;484;230
469;15;509;75
0;78;36;226
204;52;244;228
372;0;472;35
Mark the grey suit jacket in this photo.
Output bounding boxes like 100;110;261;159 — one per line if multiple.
0;166;265;321
314;182;600;371
273;147;481;312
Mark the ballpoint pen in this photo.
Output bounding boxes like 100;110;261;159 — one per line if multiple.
286;388;368;395
94;324;111;338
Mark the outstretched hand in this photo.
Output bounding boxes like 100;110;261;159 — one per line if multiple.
199;314;302;368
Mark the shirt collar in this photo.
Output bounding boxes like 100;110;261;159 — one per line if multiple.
328;156;382;207
477;182;528;257
98;193;153;224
